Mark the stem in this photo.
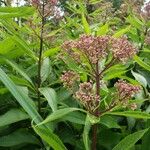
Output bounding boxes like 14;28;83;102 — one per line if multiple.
99;58;116;76
91;61;100;150
37;1;45;114
95;61;100;96
91;124;98;150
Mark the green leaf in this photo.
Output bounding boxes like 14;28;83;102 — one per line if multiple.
62;111;86;124
5;59;34;86
89;0;103;4
41;58;51;83
0;7;35;18
0;109;29;127
64;56;85;73
112;128;149;150
103;70;127;80
39;87;57;112
33;126;67;150
96;23;109;36
45;28;62;37
38;108;85;125
9;75;33;89
103;64;128;80
83;116;91;150
11;35;37;60
141;129;150;150
0;38;15;54
0;129;40;147
104;64;127;74
113;26;131;38
43;47;60;57
107;111;150;119
117;76;140;85
0;67;42;124
100;115;120;129
134;55;150;72
126;15;143;30
82;13;91;34
0;87;8;95
131;70;147;87
0;68;67;150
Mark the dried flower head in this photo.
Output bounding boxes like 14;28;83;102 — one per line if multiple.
60;71;80;89
75;82;99;112
111;37;137;62
115;80;141;106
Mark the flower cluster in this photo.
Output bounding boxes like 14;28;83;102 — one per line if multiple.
62;35;137;64
141;1;150;20
62;35;111;64
111;37;137;62
75;82;99;112
60;71;80;90
129;103;138;110
115;80;141;106
61;35;139;114
31;0;57;7
30;0;62;19
75;35;110;64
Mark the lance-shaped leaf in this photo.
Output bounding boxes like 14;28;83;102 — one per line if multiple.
112;128;149;150
106;111;150;119
82;13;91;34
134;55;150;72
39;87;57;112
0;109;29;127
0;68;67;150
0;7;35;18
38;108;86;125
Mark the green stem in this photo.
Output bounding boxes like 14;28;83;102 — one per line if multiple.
37;0;45;114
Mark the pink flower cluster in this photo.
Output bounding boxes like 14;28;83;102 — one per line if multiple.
115;80;141;106
30;0;62;19
62;35;137;64
111;37;137;62
31;0;57;6
60;71;80;89
141;2;150;20
75;82;99;112
62;35;110;64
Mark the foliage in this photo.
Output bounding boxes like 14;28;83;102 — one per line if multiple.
0;0;150;150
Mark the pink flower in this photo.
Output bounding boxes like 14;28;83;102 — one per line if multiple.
115;80;141;106
111;37;137;62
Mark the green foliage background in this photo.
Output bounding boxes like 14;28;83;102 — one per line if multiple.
0;0;150;150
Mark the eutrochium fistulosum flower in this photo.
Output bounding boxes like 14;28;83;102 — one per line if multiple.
60;34;141;116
